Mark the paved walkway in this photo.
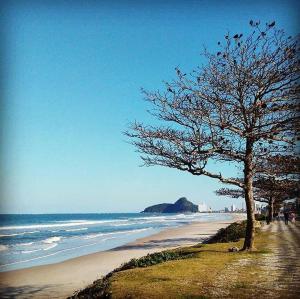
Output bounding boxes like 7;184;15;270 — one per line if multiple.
208;220;300;298
258;220;300;298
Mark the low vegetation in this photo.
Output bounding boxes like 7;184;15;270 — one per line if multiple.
205;220;261;244
205;221;247;243
115;250;195;271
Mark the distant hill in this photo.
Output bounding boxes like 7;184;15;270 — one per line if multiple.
142;197;198;213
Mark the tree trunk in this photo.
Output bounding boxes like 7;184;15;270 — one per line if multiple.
268;197;274;223
242;138;255;251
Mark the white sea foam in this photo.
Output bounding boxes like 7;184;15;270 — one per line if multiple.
44;243;58;251
0;231;40;238
19;242;34;246
21;249;42;254
0;237;116;268
43;236;61;244
84;228;151;240
84;233;107;239
19;239;59;253
0;219;128;230
133;216;168;221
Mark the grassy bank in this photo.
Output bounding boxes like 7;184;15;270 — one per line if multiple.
70;221;279;298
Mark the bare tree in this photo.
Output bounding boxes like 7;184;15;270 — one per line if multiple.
126;21;299;250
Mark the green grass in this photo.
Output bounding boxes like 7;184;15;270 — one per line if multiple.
70;223;273;299
109;233;270;299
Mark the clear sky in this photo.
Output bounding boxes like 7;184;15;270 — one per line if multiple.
1;0;299;213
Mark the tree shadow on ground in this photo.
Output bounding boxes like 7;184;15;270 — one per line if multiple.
111;237;207;251
0;284;59;299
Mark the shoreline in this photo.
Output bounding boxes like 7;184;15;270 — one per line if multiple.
0;213;245;299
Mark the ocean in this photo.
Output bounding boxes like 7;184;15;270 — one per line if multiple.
0;213;232;272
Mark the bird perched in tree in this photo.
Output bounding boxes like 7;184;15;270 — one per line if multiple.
268;21;275;27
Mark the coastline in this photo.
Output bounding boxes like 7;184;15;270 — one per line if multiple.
0;213;245;299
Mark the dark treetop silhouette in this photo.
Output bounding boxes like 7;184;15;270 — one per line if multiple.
126;21;300;250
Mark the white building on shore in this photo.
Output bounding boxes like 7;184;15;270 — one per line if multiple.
198;202;208;212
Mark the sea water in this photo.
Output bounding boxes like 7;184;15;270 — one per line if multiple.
0;213;232;272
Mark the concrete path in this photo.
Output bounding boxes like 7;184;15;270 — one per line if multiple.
208;220;300;298
258;220;300;298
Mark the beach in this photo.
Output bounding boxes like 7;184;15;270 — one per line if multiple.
0;214;245;299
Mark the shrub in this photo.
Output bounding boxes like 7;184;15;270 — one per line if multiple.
205;221;246;243
205;220;261;244
255;214;266;221
115;250;195;271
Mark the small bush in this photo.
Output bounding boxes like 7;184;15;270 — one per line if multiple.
205;221;246;243
255;214;266;221
205;220;261;244
116;250;194;271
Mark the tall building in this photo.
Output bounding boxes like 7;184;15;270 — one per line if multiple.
255;203;262;213
198;202;208;212
231;204;236;212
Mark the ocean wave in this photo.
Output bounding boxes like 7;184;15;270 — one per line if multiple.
101;237;116;242
133;216;168;221
21;248;42;254
0;219;128;231
53;220;87;223
19;242;34;246
84;228;151;240
84;233;108;239
43;236;61;244
0;231;40;238
44;243;58;251
65;227;88;232
0;237;116;268
110;223;132;227
0;250;67;268
19;239;59;253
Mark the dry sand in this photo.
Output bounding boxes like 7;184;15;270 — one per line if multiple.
0;213;245;299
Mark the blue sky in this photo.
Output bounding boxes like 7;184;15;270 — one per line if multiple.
1;0;299;213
